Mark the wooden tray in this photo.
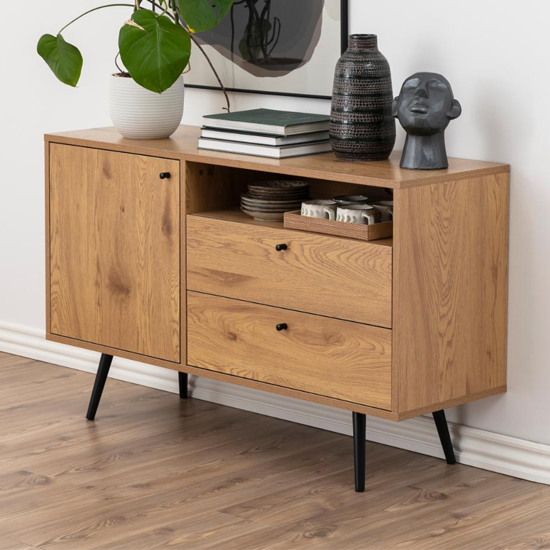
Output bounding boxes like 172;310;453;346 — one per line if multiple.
283;211;393;241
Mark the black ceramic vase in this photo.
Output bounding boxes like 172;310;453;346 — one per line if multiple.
330;34;396;161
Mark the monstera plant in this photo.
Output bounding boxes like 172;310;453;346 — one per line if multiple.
38;1;233;139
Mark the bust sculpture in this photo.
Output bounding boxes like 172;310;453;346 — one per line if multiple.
392;72;462;170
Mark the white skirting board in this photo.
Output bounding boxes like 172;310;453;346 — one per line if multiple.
1;319;550;485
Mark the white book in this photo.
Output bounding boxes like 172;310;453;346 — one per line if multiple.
197;138;332;159
200;128;330;146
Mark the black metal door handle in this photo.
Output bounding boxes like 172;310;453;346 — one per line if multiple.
275;244;287;251
159;172;171;179
276;323;288;331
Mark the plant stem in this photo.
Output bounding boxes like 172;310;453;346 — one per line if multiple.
171;3;231;113
144;0;176;20
58;4;135;34
114;52;127;74
188;33;231;113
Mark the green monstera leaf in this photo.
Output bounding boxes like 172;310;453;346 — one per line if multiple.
37;34;83;87
119;10;191;93
178;0;234;33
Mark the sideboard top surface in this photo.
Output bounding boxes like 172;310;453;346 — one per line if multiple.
45;125;509;189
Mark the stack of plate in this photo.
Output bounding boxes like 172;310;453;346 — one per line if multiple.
241;180;309;222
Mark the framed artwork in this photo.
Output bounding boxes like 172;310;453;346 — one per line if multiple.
185;0;348;100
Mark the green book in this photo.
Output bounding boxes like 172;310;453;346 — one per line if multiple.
203;108;330;136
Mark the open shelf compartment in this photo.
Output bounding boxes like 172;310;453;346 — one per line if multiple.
185;161;394;246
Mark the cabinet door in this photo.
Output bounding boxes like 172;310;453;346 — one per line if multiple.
49;144;180;363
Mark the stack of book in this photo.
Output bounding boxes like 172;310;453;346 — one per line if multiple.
198;108;331;159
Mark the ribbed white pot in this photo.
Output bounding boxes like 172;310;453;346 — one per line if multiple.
109;75;184;140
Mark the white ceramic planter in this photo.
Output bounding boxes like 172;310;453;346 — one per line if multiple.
109;75;184;140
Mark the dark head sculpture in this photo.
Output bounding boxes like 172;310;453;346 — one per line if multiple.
392;72;462;170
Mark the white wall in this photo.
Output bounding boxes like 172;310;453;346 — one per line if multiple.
1;0;549;444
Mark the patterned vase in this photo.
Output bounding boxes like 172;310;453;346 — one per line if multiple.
330;34;396;161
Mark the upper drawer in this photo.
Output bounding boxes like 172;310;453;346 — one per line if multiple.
187;215;392;328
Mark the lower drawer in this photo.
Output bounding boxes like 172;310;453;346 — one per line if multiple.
187;292;392;410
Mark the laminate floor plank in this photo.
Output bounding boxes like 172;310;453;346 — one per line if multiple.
1;351;549;550
389;486;550;550
502;530;550;550
65;424;341;499
0;543;36;550
91;511;261;550
220;451;431;526
215;474;518;550
34;439;353;550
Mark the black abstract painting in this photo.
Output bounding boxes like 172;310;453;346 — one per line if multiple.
186;0;347;99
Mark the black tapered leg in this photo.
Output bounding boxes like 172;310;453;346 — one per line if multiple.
433;410;456;464
178;372;188;399
86;354;113;421
353;412;366;492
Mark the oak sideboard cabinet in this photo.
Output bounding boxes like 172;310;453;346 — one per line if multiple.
45;126;509;492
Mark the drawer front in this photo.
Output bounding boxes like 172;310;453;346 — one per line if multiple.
187;216;392;328
187;292;392;410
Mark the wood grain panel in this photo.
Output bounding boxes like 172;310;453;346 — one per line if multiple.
184;209;393;248
180;362;398;419
393;173;509;413
185;162;240;214
44;140;51;337
187;215;393;328
46;126;510;189
49;144;181;362
187;292;392;409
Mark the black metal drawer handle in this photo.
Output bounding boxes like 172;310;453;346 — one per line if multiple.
276;323;288;331
159;172;171;179
275;243;287;251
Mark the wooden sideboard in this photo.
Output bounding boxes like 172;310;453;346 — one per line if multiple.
45;126;510;492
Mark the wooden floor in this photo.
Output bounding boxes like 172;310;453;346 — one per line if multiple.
1;352;550;550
